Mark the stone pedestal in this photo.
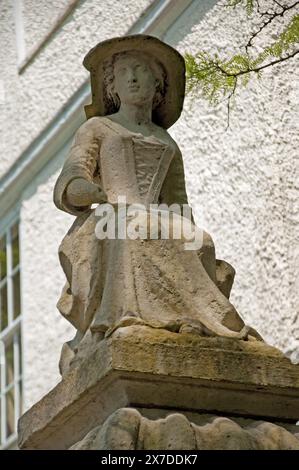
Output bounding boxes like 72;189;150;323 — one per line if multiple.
18;326;299;450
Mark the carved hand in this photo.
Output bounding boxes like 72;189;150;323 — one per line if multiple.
66;178;107;207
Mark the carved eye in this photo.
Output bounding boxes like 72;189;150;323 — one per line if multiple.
135;64;148;72
115;65;126;74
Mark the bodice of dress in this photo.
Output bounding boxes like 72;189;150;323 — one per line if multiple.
98;123;175;207
53;117;184;216
133;136;170;200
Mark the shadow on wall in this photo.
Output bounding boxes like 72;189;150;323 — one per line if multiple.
162;0;218;47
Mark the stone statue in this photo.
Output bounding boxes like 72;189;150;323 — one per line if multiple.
53;35;261;374
18;38;297;448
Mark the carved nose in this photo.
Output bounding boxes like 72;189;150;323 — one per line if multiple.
127;69;137;83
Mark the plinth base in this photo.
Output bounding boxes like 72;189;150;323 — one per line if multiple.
18;326;299;449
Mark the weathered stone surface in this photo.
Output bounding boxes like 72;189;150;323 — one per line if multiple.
70;408;299;450
18;325;299;449
53;35;263;378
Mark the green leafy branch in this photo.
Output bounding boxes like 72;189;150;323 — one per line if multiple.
185;0;299;127
227;0;255;16
245;1;299;52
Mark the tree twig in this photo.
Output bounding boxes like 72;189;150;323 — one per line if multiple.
225;79;237;130
272;0;285;9
216;49;299;78
245;1;299;53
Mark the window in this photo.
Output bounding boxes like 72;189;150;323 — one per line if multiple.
0;220;22;448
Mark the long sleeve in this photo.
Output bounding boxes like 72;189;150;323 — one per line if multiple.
53;117;102;216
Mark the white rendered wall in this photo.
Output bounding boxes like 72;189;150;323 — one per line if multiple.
22;0;72;51
166;1;299;360
20;144;75;410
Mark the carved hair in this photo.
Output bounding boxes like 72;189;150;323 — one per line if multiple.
103;50;167;111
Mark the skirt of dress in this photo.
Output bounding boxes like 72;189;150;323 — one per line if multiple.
57;207;255;344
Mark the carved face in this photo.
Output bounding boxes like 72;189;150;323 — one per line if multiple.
113;53;157;107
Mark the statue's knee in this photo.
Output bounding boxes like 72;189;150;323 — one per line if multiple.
202;230;215;250
198;231;216;282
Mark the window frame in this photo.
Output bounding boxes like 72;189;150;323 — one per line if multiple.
0;214;23;449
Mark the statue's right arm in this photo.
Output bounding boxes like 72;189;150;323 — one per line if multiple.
54;117;106;215
66;178;106;207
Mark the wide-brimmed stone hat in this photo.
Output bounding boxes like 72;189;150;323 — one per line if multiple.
83;34;186;129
